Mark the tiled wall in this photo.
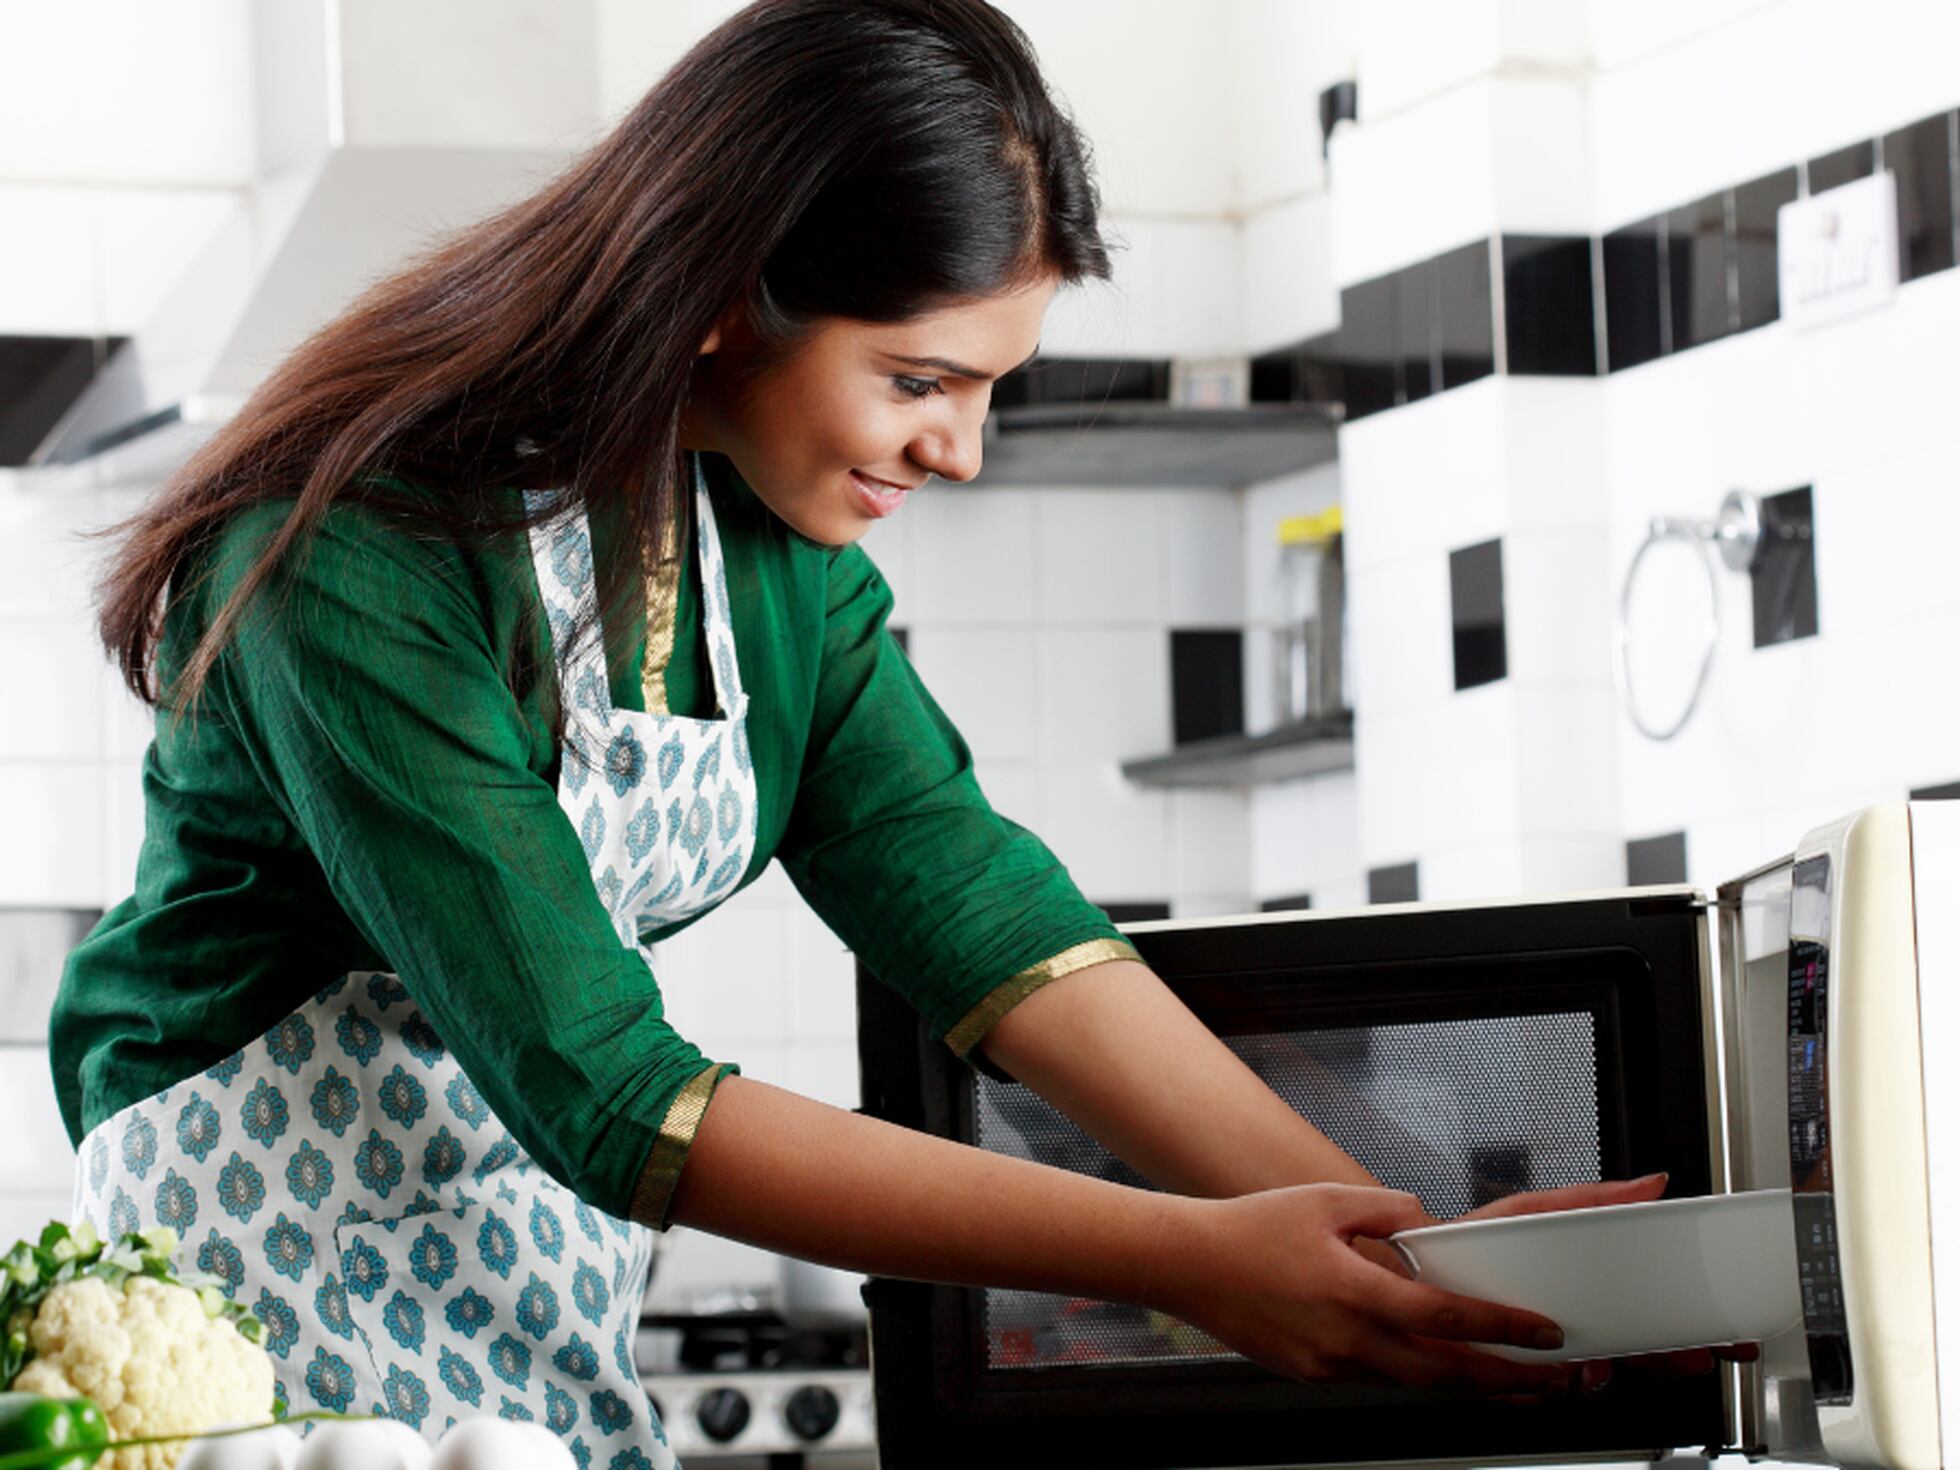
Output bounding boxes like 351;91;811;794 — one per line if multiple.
1321;0;1960;908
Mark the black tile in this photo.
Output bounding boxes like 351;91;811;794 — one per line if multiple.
0;335;116;467
1318;80;1358;157
1449;538;1507;690
889;626;909;655
1911;780;1960;801
1339;272;1402;421
1367;862;1419;905
1248;332;1344;406
1100;901;1172;924
1603;215;1666;371
993;357;1172;411
1733;168;1799;332
1752;486;1818;648
1169;629;1245;745
1626;831;1689;886
1665;192;1733;350
1500;234;1598;376
1884;111;1958;282
1259;893;1314;913
1398;257;1437;403
1434;239;1495;390
1808;140;1878;195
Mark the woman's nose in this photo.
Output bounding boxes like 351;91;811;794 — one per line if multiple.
913;402;986;484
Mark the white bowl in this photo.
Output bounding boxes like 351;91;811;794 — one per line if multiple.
1389;1187;1805;1361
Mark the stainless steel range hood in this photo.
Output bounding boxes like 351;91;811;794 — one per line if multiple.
38;143;559;468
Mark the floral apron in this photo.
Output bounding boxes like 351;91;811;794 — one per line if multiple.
74;455;758;1469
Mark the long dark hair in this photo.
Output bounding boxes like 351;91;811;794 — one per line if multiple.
99;0;1111;715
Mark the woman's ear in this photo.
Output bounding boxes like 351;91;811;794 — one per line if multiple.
698;299;749;357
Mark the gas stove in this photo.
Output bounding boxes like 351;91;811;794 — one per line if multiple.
637;1309;874;1463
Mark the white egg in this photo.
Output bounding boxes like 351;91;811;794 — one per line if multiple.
431;1417;574;1470
294;1419;433;1470
177;1424;303;1470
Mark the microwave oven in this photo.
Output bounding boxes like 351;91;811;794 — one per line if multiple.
855;802;1957;1470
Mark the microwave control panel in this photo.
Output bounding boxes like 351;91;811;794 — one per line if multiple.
1787;853;1853;1406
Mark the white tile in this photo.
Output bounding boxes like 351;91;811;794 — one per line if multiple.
0;1196;76;1258
0;910;95;1045
961;763;1037;837
652;901;790;1051
1155;219;1243;357
906;628;1039;763
1037;764;1172;901
1169;790;1251;901
1490;77;1596;237
725;1043;791;1091
0;187;97;334
1314;875;1370;912
0;478;121;624
1171;894;1257;921
1514;684;1621;839
1517;836;1628;899
1242;465;1343;625
0;620;104;762
1501;379;1610;534
102;668;156;765
1162;489;1246;627
784;899;857;1047
101;762;147;905
1033;490;1166;626
1339;379;1507;575
1035;628;1170;763
1418;839;1526;903
1502;532;1613;685
907;489;1037;625
1240;192;1340;354
855;512;914;625
1251;777;1318;898
0;765;105;907
1329;78;1499;287
1344;554;1452;717
1356;0;1503;124
1901;613;1960;794
1353;704;1439;868
0;1048;78;1194
1427;685;1523;848
786;1041;859;1111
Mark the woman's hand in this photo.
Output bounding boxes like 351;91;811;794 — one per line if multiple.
1145;1183;1580;1396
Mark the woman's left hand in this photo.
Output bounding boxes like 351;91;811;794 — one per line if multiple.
1446;1172;1761;1393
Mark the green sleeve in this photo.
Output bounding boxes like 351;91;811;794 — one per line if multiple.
202;501;728;1226
776;545;1138;1069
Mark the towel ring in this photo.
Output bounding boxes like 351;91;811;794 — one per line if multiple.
1614;489;1763;742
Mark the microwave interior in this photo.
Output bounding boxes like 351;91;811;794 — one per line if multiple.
857;890;1737;1470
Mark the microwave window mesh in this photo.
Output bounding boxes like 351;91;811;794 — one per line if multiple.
972;1010;1603;1370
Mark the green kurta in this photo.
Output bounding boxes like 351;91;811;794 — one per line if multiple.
51;452;1136;1225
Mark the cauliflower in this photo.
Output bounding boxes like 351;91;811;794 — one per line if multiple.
3;1224;277;1470
14;1276;274;1469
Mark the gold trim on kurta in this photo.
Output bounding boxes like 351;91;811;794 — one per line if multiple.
640;498;686;716
943;937;1142;1059
630;1061;730;1229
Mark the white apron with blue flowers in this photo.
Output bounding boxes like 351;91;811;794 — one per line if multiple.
74;455;758;1469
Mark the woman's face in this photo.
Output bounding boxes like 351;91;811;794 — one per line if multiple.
679;272;1057;546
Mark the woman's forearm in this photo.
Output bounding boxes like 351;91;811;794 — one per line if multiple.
663;1073;1189;1306
978;958;1382;1197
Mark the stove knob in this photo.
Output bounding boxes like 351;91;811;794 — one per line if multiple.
696;1386;751;1443
783;1384;841;1441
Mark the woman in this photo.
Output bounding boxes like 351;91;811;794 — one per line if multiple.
52;1;1665;1462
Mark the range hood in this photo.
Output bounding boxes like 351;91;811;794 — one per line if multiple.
37;144;559;469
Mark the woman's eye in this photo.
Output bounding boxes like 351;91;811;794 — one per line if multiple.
892;375;944;399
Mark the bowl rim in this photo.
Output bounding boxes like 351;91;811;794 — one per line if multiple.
1387;1185;1794;1248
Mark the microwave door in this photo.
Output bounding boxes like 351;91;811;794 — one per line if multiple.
1715;803;1945;1470
859;888;1739;1470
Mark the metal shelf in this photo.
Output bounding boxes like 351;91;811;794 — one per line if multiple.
1119;711;1355;789
971;402;1341;488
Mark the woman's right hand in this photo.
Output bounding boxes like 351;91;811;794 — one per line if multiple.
1145;1183;1578;1396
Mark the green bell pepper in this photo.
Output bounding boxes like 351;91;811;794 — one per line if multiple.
0;1392;108;1469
